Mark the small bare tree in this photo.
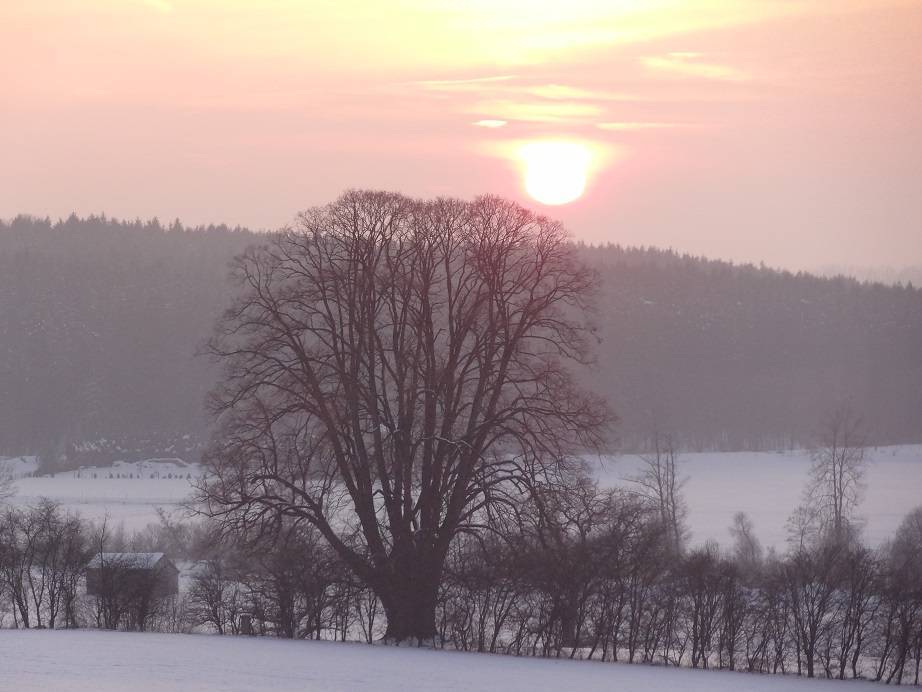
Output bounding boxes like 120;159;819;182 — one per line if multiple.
805;405;868;543
729;511;763;572
632;431;687;554
0;460;15;503
189;558;244;635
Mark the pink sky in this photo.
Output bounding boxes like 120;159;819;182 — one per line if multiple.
1;0;920;271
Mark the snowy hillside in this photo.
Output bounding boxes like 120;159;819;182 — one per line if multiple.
0;629;893;692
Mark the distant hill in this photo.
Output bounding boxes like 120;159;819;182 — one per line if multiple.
0;214;255;468
1;214;919;465
580;245;922;450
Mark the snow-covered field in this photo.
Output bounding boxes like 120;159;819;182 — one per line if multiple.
0;629;892;692
597;444;922;549
3;446;920;548
3;458;200;529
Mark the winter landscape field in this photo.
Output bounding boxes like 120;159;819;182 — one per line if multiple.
5;446;920;549
4;457;200;531
0;629;898;692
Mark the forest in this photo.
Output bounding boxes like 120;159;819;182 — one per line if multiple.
0;212;919;466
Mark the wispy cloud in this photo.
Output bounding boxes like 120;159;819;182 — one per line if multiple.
399;76;639;102
469;100;602;123
405;75;518;91
597;121;688;131
397;76;635;125
643;52;748;81
524;84;638;102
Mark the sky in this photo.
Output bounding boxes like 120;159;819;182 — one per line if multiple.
1;0;920;272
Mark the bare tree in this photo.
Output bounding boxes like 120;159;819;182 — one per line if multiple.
631;431;687;555
0;460;15;503
189;558;244;635
878;506;922;684
198;191;611;644
784;541;844;678
806;405;868;543
729;511;763;573
0;502;88;629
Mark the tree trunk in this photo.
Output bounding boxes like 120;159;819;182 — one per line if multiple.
379;584;439;645
377;562;441;646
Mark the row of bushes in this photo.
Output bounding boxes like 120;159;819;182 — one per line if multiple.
437;506;922;685
2;494;920;686
181;489;922;686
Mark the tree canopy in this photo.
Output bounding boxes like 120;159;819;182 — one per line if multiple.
199;191;611;641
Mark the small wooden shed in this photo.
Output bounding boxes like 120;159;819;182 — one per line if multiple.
86;552;180;598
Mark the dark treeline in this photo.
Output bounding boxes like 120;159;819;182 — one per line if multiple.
0;214;254;467
3;492;920;684
1;214;920;464
583;245;922;450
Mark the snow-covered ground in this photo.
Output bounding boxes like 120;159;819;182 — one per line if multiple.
596;445;922;550
0;629;891;692
2;446;920;548
3;458;200;529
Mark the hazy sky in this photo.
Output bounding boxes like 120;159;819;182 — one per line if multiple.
2;0;920;271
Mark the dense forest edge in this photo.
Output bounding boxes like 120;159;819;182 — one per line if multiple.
1;213;919;469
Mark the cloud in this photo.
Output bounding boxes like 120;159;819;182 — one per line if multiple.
399;76;639;102
469;100;602;123
524;84;638;102
404;75;518;92
597;121;687;131
642;52;748;81
399;77;628;124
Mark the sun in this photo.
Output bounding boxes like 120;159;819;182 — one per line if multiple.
519;140;592;206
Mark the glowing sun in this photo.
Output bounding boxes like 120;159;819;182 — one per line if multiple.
519;140;592;206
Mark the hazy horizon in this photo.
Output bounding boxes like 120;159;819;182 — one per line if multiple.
5;208;922;285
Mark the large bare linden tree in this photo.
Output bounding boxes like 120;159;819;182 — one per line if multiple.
199;190;610;643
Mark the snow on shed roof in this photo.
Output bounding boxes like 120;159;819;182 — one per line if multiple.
87;552;168;570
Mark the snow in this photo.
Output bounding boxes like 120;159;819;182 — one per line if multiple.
594;444;922;550
6;458;200;530
0;456;39;478
3;446;920;548
0;629;891;692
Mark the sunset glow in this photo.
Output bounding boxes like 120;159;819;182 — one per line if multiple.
0;0;920;269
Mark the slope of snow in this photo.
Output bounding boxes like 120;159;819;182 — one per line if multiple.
594;444;922;549
0;629;890;692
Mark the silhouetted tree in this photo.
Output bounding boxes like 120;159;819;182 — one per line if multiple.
729;512;763;574
632;431;687;555
0;461;14;502
805;405;868;543
199;191;610;643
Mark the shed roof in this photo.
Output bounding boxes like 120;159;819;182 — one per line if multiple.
87;552;168;570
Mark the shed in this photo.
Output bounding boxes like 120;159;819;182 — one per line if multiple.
86;552;180;598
